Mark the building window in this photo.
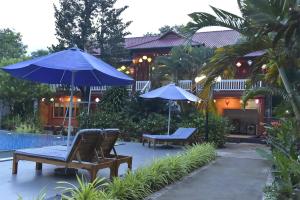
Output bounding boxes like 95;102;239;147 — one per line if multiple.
53;103;64;117
53;103;77;118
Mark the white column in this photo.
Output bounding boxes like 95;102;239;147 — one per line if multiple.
67;71;75;150
167;100;171;135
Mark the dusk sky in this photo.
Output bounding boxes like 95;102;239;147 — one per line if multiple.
0;0;241;52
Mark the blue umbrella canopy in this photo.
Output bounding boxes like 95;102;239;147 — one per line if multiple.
140;83;199;102
1;47;133;149
2;47;133;86
140;83;199;134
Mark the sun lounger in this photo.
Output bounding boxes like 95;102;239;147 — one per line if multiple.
100;129;132;176
142;128;197;148
12;129;117;181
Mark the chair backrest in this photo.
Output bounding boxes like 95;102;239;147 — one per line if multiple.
66;129;104;162
98;129;120;158
171;128;197;139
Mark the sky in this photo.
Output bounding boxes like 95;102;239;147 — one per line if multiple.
0;0;241;53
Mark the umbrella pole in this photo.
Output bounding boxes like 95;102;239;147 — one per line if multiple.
87;87;92;115
67;72;75;150
168;100;171;135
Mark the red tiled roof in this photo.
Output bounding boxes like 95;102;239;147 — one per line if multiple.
125;30;240;50
191;30;240;48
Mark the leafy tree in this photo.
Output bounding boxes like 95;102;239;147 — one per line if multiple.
30;49;49;58
0;58;52;117
0;28;27;60
95;1;131;65
53;0;131;101
143;24;186;36
0;29;52;120
159;24;186;35
53;0;99;50
53;0;131;64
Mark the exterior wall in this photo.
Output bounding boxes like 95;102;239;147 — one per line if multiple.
215;97;242;115
40;96;81;129
39;93;104;131
214;96;265;135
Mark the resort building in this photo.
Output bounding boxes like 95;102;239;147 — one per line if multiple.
40;30;269;136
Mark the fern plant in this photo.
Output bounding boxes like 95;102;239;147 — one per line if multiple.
57;175;112;200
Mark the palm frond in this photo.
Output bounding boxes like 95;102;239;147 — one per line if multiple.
242;86;289;108
187;9;246;35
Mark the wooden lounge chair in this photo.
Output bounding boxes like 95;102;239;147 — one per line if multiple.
142;128;197;148
12;129;117;181
100;129;132;176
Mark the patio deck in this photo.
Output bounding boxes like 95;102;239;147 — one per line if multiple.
0;142;183;200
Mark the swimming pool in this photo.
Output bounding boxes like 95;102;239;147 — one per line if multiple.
0;130;68;151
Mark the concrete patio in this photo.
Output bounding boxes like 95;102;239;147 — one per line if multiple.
0;142;183;200
0;142;270;200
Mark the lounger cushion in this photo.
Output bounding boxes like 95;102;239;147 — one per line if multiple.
171;128;197;139
15;129;104;162
142;134;172;139
15;146;68;161
143;128;197;140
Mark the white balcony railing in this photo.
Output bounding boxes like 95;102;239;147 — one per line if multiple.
136;81;151;93
179;80;192;91
50;84;132;92
90;86;109;92
214;79;248;91
196;79;262;91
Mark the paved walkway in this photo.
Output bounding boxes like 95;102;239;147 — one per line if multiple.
148;143;270;200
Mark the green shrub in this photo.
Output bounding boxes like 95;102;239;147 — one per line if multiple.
107;143;216;200
2;114;42;133
179;111;232;147
15;122;41;133
137;113;168;134
264;183;279;200
58;176;114;200
265;119;300;199
78;111;168;138
28;143;216;200
99;87;129;113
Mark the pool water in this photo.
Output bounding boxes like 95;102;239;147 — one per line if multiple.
0;130;68;151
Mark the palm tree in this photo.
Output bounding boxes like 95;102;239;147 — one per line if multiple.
186;0;300;124
154;46;188;84
153;45;213;86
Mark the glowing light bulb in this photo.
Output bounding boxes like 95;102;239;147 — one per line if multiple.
195;75;206;83
215;76;222;82
121;65;126;70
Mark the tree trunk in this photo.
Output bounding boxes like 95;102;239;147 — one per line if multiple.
277;66;300;125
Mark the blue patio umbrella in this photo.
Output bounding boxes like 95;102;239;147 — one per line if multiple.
140;83;199;134
1;47;133;149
